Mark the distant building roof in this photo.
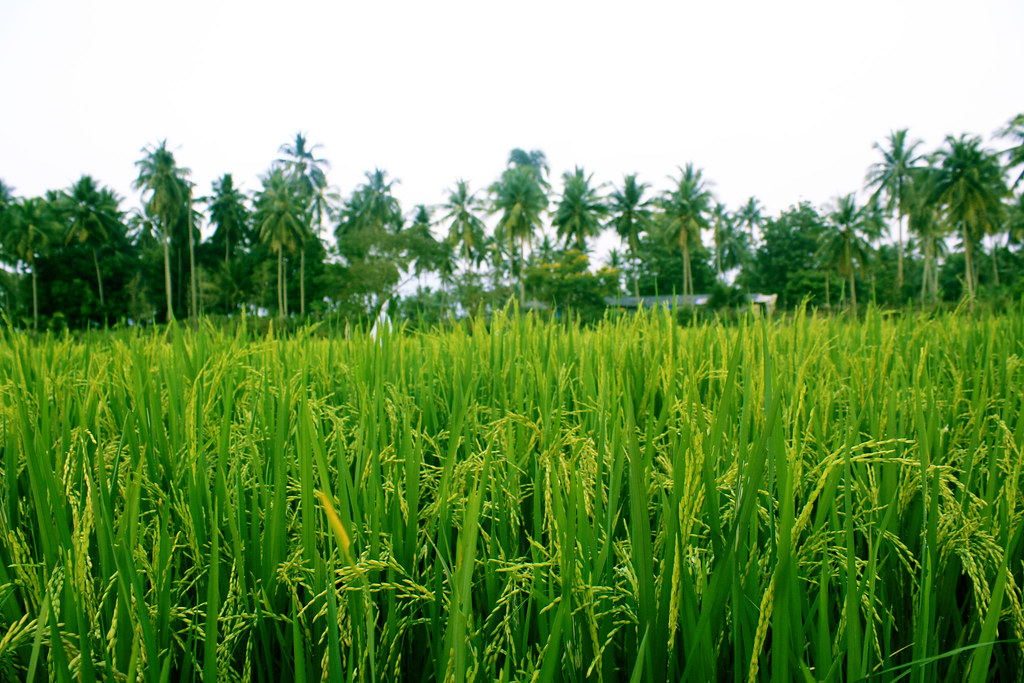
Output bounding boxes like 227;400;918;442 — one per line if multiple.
604;293;777;312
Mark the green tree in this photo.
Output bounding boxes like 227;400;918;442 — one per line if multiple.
255;169;306;317
999;113;1024;189
490;164;549;304
206;174;250;266
133;141;190;322
608;174;653;299
738;202;829;308
277;133;331;316
3;196;60;328
735;196;765;248
441;179;487;271
508;148;550;187
62;175;124;314
930;134;1008;302
866;129;924;292
335;170;407;314
552;166;607;251
660;163;713;302
819;194;883;315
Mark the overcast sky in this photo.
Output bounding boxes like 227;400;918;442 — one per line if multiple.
2;0;1022;258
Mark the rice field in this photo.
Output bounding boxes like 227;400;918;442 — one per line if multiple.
0;306;1023;682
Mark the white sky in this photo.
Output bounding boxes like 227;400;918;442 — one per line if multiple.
2;0;1023;262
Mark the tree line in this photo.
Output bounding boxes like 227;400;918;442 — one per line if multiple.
2;116;1023;330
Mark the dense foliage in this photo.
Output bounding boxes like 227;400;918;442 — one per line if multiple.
2;120;1024;329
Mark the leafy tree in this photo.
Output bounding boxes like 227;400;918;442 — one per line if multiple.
905;168;948;305
866;129;923;291
490;164;549;304
709;202;750;281
254;169;306;316
133;141;190;322
335;170;408;313
930;134;1008;302
819;194;883;315
277;133;331;315
62;175;125;313
508;148;550;188
441;179;487;270
3;196;60;328
735;196;765;248
738;202;829;308
999;113;1024;189
524;249;618;322
608;174;653;299
659;163;713;302
552;166;607;251
206;174;250;265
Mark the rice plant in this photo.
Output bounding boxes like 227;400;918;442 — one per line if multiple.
0;306;1022;681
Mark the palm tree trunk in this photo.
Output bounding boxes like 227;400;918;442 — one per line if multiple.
963;226;975;302
188;195;198;320
896;208;904;291
30;257;38;331
163;238;173;323
277;248;285;317
682;241;692;304
849;271;857;317
518;239;525;306
990;243;1000;288
920;245;929;307
92;248;105;308
300;249;306;317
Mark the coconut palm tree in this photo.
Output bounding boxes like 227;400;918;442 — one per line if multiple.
4;196;60;328
133;141;190;322
734;196;765;248
62;175;124;313
255;169;306;317
552;166;607;251
277;133;331;316
930;134;1008;302
866;129;924;292
608;174;653;299
490;164;548;304
441;179;487;271
206;173;250;266
508;148;550;188
819;194;883;316
660;163;713;302
999;113;1024;189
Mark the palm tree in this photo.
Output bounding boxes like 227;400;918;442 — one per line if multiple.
206;174;250;266
339;169;403;236
930;134;1008;302
710;202;732;280
133;141;190;322
62;175;124;312
552;166;607;252
819;194;883;316
866;129;924;292
441;179;487;271
490;164;549;304
713;206;751;278
4;197;59;328
999;113;1024;189
508;148;550;188
608;174;653;300
660;163;713;303
909;174;946;305
277;133;330;316
255;169;306;317
735;196;765;249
